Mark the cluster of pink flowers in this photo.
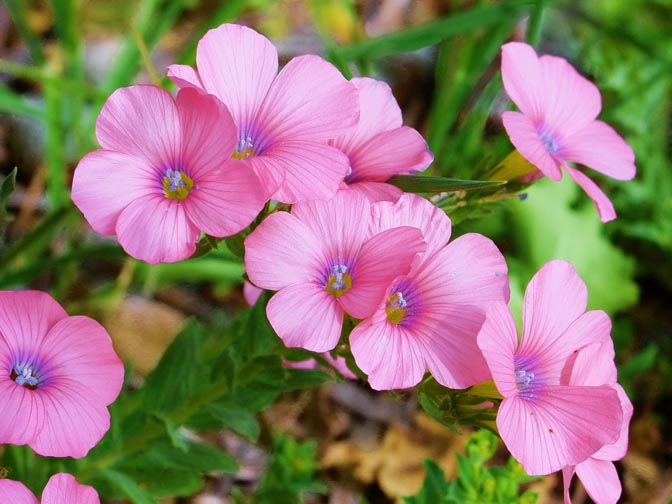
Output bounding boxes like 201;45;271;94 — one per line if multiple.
0;473;100;504
66;21;636;503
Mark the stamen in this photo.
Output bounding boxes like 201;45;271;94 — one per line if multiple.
163;169;194;200
233;136;254;159
325;264;352;298
11;364;39;390
537;124;559;155
385;291;407;325
514;353;543;401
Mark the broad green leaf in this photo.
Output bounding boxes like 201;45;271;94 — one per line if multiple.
97;468;157;504
388;175;505;194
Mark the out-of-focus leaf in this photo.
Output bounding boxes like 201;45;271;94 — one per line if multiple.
388;175;504;194
402;459;449;504
97;468;157;504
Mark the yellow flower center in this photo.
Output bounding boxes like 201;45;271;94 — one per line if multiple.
385;291;407;324
163;169;194;200
325;264;352;298
233;136;254;159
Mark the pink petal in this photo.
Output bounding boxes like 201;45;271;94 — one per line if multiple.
196;23;277;133
95;85;180;168
576;458;621;504
185;159;264;238
244;211;324;290
562;120;636;180
346;181;403;203
71;150;158;236
564;165;617;222
501;42;546;121
0;290;67;352
477;301;520;397
538;54;601;137
115;195;200;264
521;260;588;358
175;87;237;179
502;111;562;180
166;64;205;90
330;77;402;154
267;283;343;352
370;193;452;258
347;126;433;182
593;384;633;461
562;465;575;504
256;55;359;143
246;154;285;200
0;479;39;504
340;226;425;319
0;379;45;447
243;281;263;306
498;385;621;475
350;317;426;390
42;473;100;504
568;337;616;387
266;140;350;204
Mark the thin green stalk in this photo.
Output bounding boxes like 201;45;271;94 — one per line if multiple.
525;0;547;45
3;0;46;65
0;85;44;119
43;76;68;209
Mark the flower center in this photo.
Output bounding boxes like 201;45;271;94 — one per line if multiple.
385;291;407;324
233;136;254;159
513;354;543;401
536;124;559;155
325;264;352;298
11;364;39;390
163;168;193;200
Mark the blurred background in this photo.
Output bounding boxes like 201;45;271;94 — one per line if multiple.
0;0;671;502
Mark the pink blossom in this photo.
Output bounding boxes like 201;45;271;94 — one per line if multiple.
168;23;359;203
561;341;633;504
0;473;99;503
72;85;264;264
477;260;623;475
244;190;426;352
0;291;123;458
329;77;433;202
349;194;509;390
501;42;636;222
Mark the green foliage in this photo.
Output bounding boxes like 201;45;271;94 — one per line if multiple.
388;175;505;194
404;430;538;504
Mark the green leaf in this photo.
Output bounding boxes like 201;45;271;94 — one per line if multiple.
202;404;261;441
97;468;157;504
388;175;505;194
0;86;44;119
121;439;238;473
403;459;449;504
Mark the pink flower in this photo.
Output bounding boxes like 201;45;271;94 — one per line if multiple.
168;23;359;203
329;77;433;202
244;190;426;352
72;85;264;264
0;473;100;503
0;291;123;458
477;260;623;475
561;341;633;504
501;42;636;222
349;194;509;390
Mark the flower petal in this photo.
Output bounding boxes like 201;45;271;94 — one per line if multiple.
0;479;39;504
502;111;562;180
501;42;546;121
593;384;633;461
42;473;100;504
0;379;45;447
256;55;359;144
350;317;426;390
116;195;200;264
267;283;343;352
196;23;277;134
341;226;426;319
564;165;617;222
477;301;520;397
95;85;180;168
346;181;403;203
576;458;621;504
244;211;324;290
71;150;158;236
166;64;205;90
562;120;636;180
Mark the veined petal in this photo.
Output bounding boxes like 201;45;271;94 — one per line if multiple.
244;211;324;290
176;87;237;178
0;379;46;446
166;64;205;90
502;111;562;180
565;165;617;223
267;283;343;352
196;23;277;133
562;466;575;504
116;196;200;264
0;479;39;504
185;159;264;238
42;473;100;504
350;317;426;390
501;42;546;121
576;458;621;504
96;85;180;168
71;150;158;236
346;181;403;203
593;384;633;461
341;226;426;319
246;154;285;200
267;140;350;204
256;55;359;144
347;126;433;182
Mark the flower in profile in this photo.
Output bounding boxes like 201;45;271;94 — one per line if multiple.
500;42;636;222
72;85;264;264
0;473;100;503
0;290;124;458
349;194;509;390
244;190;425;352
168;23;359;203
329;77;433;202
477;260;623;475
561;341;633;504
